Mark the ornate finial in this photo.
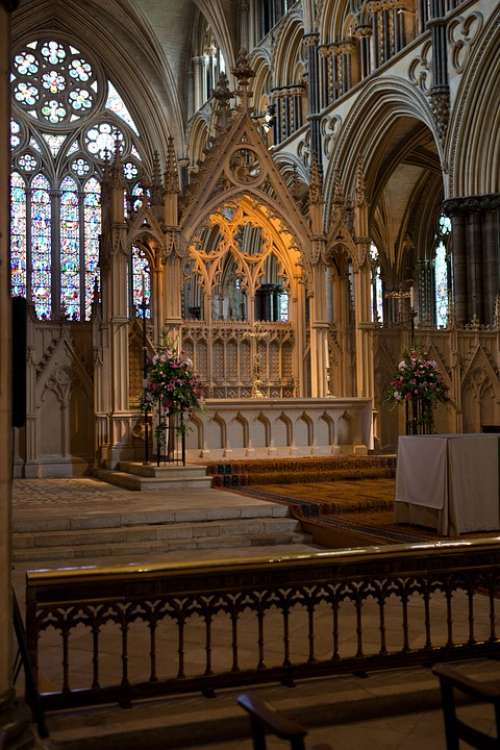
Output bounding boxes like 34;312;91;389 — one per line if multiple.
309;157;322;205
212;72;233;132
164;136;180;194
332;167;344;205
112;130;122;165
151;150;163;204
102;148;111;183
110;130;124;187
354;156;366;207
231;49;255;111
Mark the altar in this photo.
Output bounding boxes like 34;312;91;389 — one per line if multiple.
185;397;373;460
395;434;500;535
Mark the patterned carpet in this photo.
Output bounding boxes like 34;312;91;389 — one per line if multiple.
230;478;444;546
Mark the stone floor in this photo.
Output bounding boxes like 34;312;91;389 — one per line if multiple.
12;478;291;522
12;479;500;749
43;661;500;749
185;705;496;750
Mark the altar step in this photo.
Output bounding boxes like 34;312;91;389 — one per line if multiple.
13;515;309;563
95;461;213;491
204;454;397;487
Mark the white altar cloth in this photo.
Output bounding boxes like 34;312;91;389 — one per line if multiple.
395;434;500;535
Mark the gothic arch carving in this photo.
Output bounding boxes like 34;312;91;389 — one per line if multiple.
447;7;500;196
324;77;441;229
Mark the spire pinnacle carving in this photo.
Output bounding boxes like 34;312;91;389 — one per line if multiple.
354;156;366;207
231;49;255;111
164;136;180;194
110;130;124;187
212;72;233;132
151;150;163;204
309;157;322;205
332;167;345;205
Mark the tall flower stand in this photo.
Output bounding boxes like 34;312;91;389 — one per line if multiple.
155;406;186;466
405;396;434;435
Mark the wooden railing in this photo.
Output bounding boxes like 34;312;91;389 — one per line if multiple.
26;538;500;711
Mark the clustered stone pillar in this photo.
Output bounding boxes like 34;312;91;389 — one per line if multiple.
428;0;450;144
443;195;500;325
304;32;322;169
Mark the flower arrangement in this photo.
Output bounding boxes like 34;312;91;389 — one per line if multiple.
387;348;449;434
141;346;204;418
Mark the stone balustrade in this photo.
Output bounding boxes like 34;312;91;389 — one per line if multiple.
186;397;373;459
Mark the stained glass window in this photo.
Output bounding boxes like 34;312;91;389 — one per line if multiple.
30;174;52;319
434;214;451;328
10;36;147;320
10;172;27;298
131;247;151;318
60;176;80;319
84;178;101;320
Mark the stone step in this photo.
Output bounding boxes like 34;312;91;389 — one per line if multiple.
95;468;213;491
119;461;209;479
14;500;290;534
14;517;302;550
13;527;310;563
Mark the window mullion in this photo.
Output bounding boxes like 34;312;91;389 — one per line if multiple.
26;182;32;307
79;191;86;321
51;188;61;319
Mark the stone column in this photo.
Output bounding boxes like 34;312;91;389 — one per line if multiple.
444;194;500;325
0;3;33;747
466;209;483;322
353;244;374;398
482;202;500;324
309;258;329;397
448;209;467;325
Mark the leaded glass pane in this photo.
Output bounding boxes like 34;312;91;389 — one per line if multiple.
84;178;101;319
60;176;80;319
30;173;51;318
435;242;448;328
84;122;124;160
10;119;21;149
10;172;27;297
370;242;384;322
434;214;451;328
12;39;98;126
131;247;151;317
42;133;66;156
106;81;139;134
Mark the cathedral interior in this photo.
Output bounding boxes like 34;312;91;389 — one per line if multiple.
0;0;499;747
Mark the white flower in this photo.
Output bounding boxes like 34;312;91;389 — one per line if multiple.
398;361;405;370
394;391;401;400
